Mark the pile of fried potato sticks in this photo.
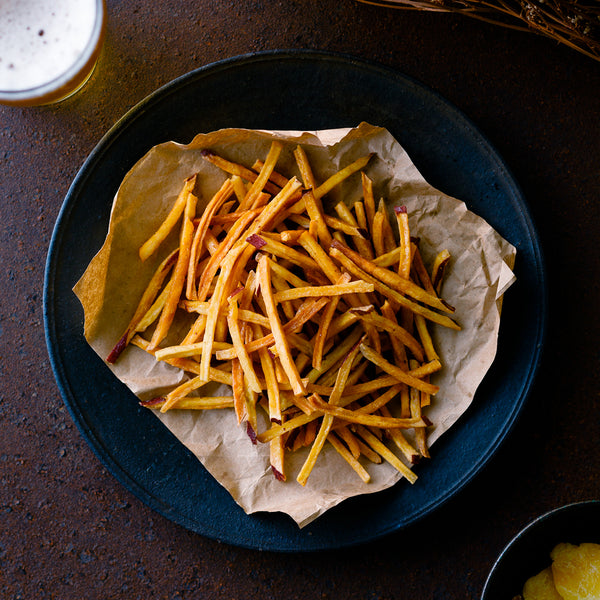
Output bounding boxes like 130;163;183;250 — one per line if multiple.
107;140;460;487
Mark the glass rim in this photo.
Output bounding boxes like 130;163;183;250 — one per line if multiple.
0;0;106;101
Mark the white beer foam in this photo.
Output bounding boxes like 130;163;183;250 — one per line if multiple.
0;0;97;91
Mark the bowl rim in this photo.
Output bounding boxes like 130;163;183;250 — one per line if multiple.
481;499;600;599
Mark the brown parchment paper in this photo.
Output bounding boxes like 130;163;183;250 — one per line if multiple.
73;123;516;528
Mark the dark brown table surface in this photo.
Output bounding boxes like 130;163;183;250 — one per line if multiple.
1;1;599;598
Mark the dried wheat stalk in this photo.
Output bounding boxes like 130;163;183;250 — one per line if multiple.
358;0;600;62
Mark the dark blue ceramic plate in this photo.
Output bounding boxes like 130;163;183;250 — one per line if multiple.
44;50;546;551
482;500;600;599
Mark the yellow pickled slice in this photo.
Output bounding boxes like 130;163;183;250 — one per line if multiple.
551;542;600;600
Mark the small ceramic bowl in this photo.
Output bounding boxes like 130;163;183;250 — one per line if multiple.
481;499;600;600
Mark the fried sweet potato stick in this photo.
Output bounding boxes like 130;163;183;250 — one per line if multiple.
361;172;376;233
355;425;418;483
350;306;425;362
142;396;234;410
257;254;306;396
312;273;350;369
241;140;284;210
227;294;262;394
330;239;453;314
199;243;248;382
251;159;289;189
432;249;452;294
186;178;235;299
329;246;460;330
215;297;329;361
334;200;374;260
307;395;429;429
327;432;371;483
231;355;248;424
106;248;178;363
395;206;412;279
297;338;363;486
313;153;374;199
194;207;262;302
201;149;280;196
272;280;374;303
139;175;196;262
148;189;198;350
359;343;440;395
159;374;213;413
247;234;319;272
270;434;286;481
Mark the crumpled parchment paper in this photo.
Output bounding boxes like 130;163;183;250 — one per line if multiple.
73;123;516;528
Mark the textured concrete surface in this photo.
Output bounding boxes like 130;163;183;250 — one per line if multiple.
1;1;599;598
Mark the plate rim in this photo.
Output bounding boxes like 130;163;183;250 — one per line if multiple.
43;49;547;551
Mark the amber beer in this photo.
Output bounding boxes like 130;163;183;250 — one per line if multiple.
0;0;106;106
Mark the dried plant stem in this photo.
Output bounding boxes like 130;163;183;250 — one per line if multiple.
358;0;600;62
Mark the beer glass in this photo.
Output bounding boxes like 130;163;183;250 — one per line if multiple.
0;0;106;106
